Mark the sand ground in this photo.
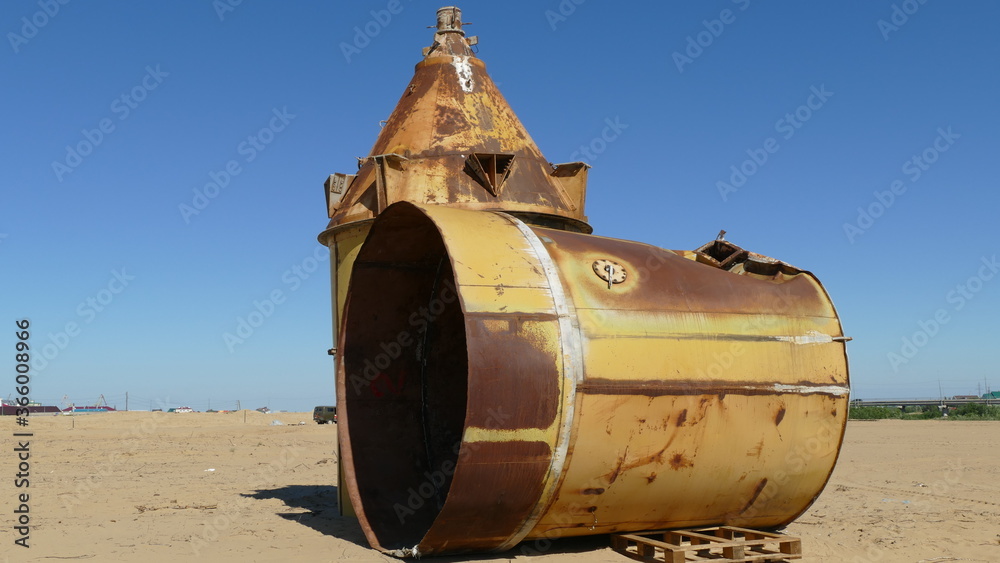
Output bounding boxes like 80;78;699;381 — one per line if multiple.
1;413;997;562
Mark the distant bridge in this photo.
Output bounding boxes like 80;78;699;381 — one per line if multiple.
852;397;997;409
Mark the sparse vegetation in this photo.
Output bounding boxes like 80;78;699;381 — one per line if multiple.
848;406;903;420
907;405;941;419
848;403;1000;421
949;403;1000;420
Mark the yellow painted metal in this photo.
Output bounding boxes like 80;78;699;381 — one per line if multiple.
335;202;849;556
522;223;849;539
530;393;843;537
328;222;369;518
331;223;370;330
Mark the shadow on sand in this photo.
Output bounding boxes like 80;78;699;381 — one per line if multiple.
244;485;369;549
246;484;612;561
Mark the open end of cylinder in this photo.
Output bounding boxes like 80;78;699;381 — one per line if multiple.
341;207;468;550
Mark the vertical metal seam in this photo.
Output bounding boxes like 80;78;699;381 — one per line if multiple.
493;213;584;551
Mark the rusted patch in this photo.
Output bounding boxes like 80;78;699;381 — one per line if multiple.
465;314;559;430
676;409;688;426
321;43;594;239
646;473;657;484
341;206;470;551
740;478;769;515
537;227;833;318
669;453;693;470
433;108;463;140
775;406;787;426
582;488;605;495
418;440;551;553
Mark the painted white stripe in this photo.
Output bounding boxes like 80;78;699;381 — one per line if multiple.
774;383;851;395
773;330;836;345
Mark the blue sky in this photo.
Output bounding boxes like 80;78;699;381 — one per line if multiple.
2;1;998;411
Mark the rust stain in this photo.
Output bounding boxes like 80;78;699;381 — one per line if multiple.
606;447;627;484
740;478;769;514
582;488;605;495
646;473;657;484
637;445;668;468
434;106;464;138
604;442;673;484
318;7;593;245
669;453;693;470
676;408;688;426
775;406;786;426
495;285;505;296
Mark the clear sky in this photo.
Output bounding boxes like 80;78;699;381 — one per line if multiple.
2;1;998;411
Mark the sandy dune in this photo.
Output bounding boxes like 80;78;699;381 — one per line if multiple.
1;413;997;562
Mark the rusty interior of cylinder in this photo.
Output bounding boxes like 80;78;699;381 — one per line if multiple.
342;211;467;548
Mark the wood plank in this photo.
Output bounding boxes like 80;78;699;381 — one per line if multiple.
610;526;803;563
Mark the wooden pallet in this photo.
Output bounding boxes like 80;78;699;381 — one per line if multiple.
610;526;802;563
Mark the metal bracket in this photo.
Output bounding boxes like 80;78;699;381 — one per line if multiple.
325;173;355;217
465;153;515;196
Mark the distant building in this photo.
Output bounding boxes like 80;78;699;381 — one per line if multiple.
983;391;1000;400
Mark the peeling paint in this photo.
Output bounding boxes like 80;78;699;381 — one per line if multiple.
773;383;850;396
773;330;835;345
452;55;475;93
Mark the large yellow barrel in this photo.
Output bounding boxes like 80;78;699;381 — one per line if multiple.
336;202;849;557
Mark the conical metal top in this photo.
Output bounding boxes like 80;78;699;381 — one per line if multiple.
320;6;591;243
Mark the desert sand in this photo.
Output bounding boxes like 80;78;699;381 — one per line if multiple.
1;413;997;562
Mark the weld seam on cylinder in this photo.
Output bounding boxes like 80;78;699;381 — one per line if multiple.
492;212;584;551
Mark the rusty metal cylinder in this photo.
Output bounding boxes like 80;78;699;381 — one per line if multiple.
336;202;849;557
